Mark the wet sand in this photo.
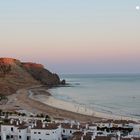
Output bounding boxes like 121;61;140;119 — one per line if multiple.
30;88;139;122
2;86;139;122
4;86;101;122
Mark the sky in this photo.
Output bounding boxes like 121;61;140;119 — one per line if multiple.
0;0;140;74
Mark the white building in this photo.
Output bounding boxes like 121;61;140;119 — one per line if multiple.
0;119;61;140
30;120;61;140
61;123;81;139
1;119;28;140
0;118;140;140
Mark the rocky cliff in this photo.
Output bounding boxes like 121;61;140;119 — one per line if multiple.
0;58;61;95
22;62;60;86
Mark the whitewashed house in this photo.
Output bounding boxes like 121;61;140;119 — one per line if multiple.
61;123;81;139
30;120;62;140
1;119;28;140
1;118;140;140
0;119;62;140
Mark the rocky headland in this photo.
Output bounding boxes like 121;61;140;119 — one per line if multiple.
0;58;63;95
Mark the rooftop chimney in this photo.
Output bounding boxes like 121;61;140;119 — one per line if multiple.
42;123;45;128
19;119;22;124
16;121;19;126
70;123;73;128
86;124;88;129
34;121;37;127
77;122;80;129
10;119;13;124
84;130;86;136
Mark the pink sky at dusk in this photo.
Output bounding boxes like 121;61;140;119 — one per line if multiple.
0;0;140;74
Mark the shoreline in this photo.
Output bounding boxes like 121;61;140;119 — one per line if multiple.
7;87;102;122
29;87;140;122
3;85;140;122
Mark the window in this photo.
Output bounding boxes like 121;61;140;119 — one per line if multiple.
38;132;41;134
34;132;37;134
63;130;65;133
11;135;13;138
39;139;41;140
19;136;22;139
70;130;72;133
11;127;13;131
6;135;10;139
27;136;30;140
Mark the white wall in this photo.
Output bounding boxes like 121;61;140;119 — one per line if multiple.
61;128;78;137
1;125;17;140
30;127;61;140
18;129;28;140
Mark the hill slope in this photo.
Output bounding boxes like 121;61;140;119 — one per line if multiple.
0;58;61;95
23;62;60;86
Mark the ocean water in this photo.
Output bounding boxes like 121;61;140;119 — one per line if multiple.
49;74;140;119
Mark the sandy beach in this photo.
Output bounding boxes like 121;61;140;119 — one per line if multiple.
2;86;139;122
2;86;101;122
29;88;140;122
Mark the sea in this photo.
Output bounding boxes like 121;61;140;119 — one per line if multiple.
49;74;140;119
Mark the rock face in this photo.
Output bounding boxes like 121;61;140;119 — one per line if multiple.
0;58;61;95
22;63;60;86
61;79;66;85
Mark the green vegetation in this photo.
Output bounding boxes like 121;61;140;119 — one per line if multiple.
0;95;8;101
35;113;51;122
0;110;27;117
44;115;51;122
97;126;133;133
36;113;45;118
